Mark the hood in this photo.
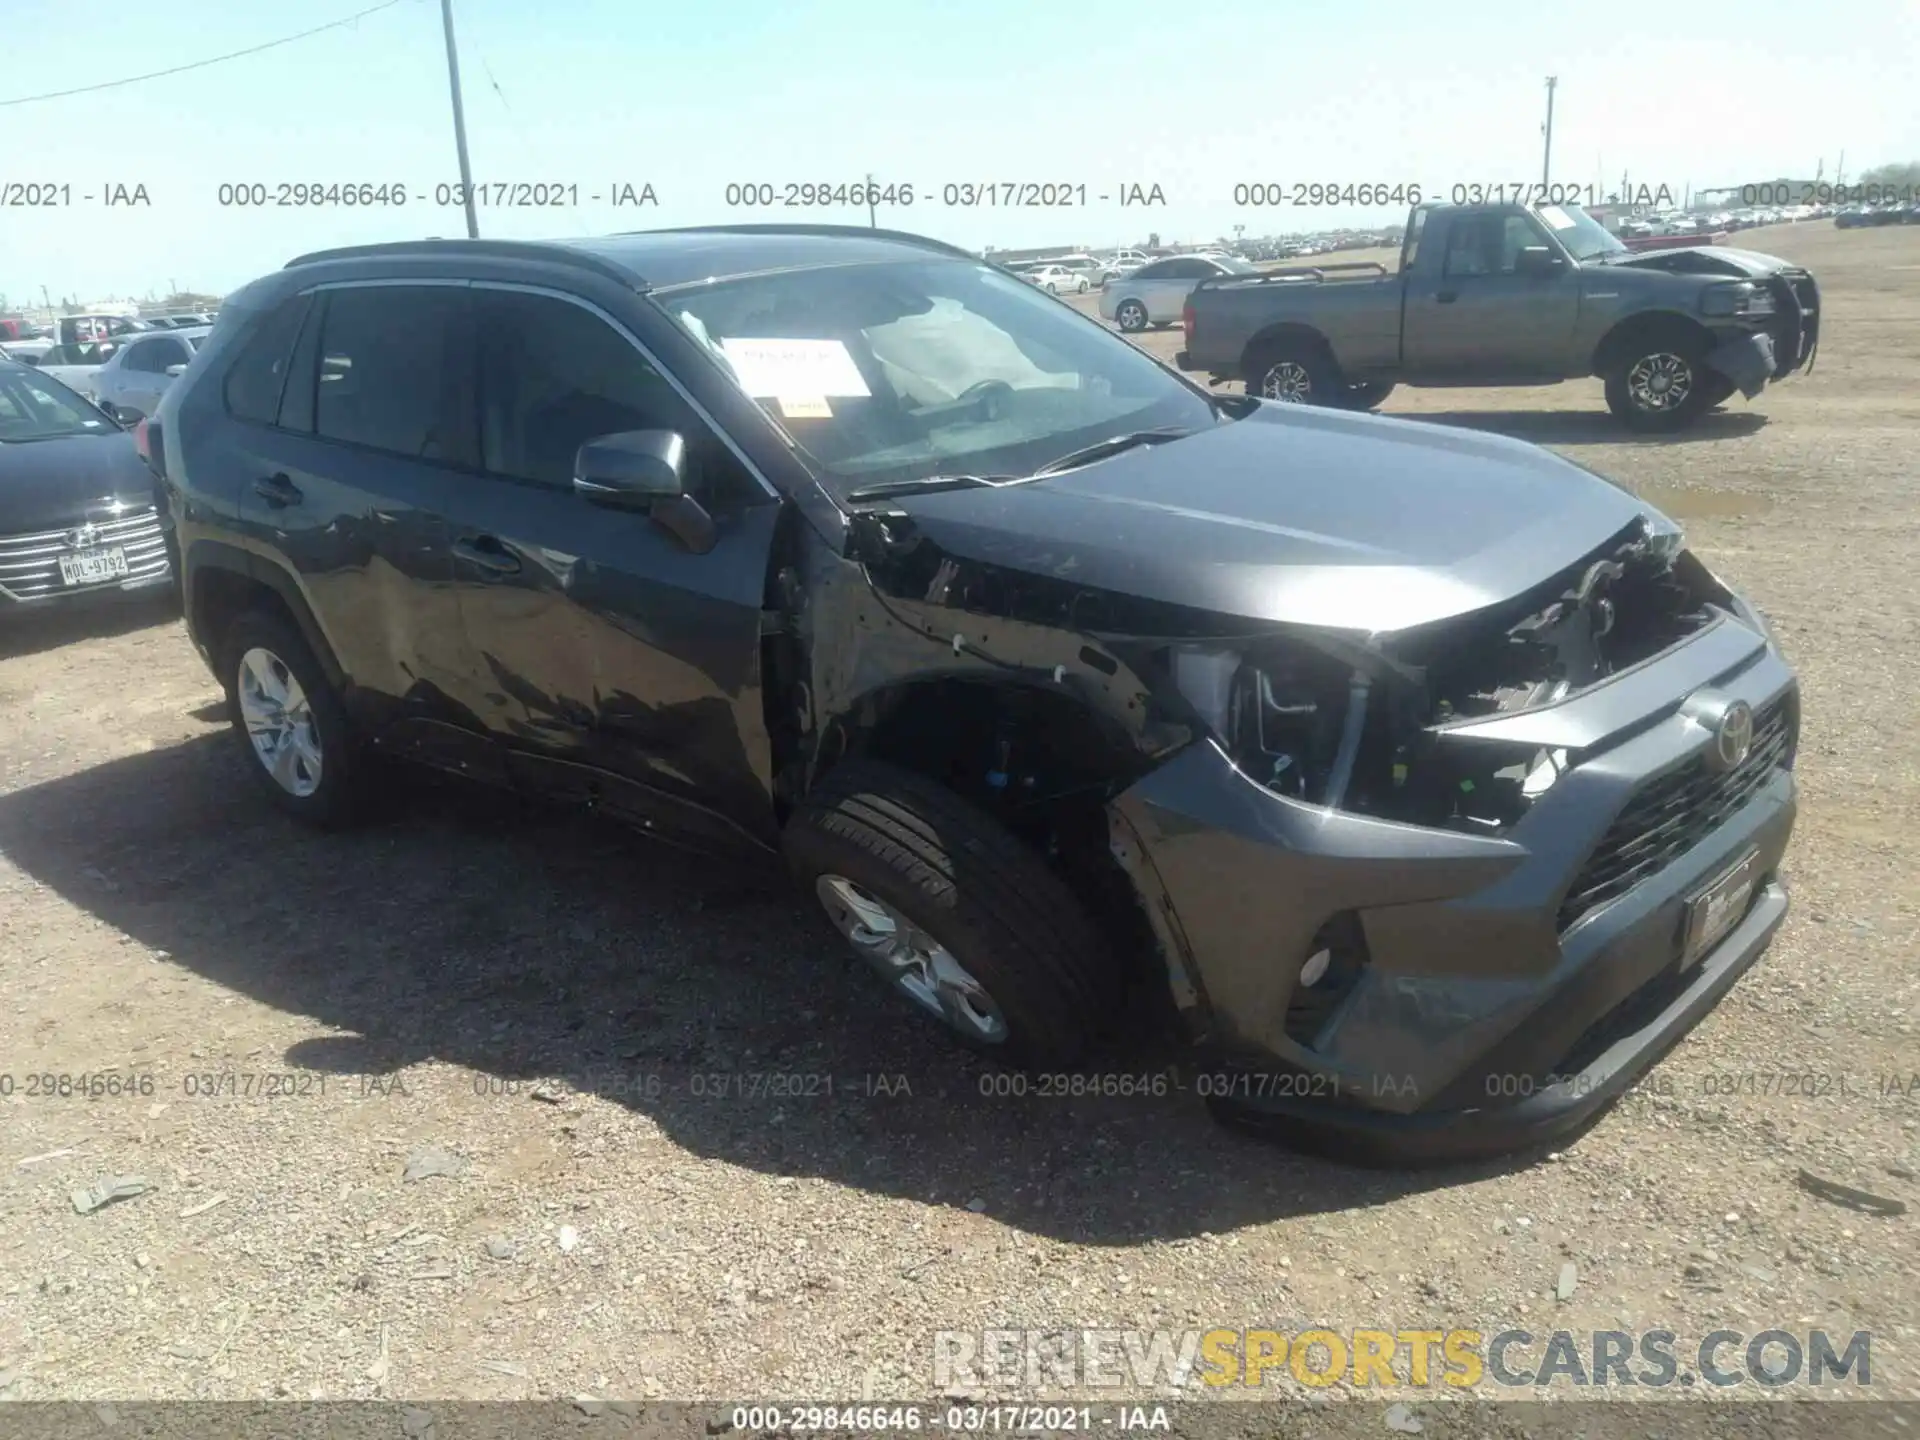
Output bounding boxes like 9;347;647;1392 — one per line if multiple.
876;405;1662;634
1610;245;1794;278
0;430;154;533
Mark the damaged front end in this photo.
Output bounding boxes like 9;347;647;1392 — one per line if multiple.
1148;515;1721;836
1102;515;1797;1161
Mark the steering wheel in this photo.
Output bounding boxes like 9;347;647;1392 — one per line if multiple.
955;379;1014;423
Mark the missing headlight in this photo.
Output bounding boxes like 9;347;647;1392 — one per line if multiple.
1169;644;1360;806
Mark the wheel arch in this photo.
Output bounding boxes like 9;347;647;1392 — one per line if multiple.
1241;322;1341;378
184;542;344;690
808;672;1148;804
801;671;1175;1016
1590;310;1716;379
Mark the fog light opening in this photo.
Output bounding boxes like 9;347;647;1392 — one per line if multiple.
1284;913;1371;1050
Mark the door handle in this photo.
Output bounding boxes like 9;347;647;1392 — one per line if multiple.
454;535;522;575
253;473;302;507
1435;291;1459;304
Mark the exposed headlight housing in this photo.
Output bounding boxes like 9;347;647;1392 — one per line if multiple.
1168;643;1366;807
1700;280;1775;318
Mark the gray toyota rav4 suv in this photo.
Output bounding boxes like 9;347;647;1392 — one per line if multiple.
147;225;1798;1162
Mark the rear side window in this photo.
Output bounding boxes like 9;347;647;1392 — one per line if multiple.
223;295;312;424
127;338;189;373
313;286;475;466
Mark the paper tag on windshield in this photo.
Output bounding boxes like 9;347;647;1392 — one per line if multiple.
778;396;832;419
720;338;871;399
1537;205;1576;230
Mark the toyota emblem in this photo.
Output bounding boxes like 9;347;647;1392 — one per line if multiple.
68;522;100;549
1714;700;1754;771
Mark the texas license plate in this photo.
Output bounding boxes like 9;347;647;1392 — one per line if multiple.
57;547;129;586
1681;848;1760;969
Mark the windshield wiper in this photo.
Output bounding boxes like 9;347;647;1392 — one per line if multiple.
843;473;1018;503
1026;427;1192;480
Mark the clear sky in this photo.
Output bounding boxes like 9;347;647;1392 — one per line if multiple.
2;0;1915;303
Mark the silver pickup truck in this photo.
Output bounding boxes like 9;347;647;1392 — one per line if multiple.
1176;201;1819;431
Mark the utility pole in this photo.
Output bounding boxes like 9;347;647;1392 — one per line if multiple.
1541;76;1557;189
866;172;878;229
1836;150;1846;186
439;0;480;240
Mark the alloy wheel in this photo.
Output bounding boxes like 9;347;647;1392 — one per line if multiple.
1626;352;1693;412
814;875;1009;1044
1259;360;1314;402
1117;302;1147;333
236;646;324;797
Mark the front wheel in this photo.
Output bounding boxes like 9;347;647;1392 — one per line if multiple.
1114;299;1148;333
785;761;1119;1070
1605;343;1713;432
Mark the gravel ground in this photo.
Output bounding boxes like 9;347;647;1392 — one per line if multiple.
0;222;1915;1411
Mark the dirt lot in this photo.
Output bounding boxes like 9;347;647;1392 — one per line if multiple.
1;222;1916;1408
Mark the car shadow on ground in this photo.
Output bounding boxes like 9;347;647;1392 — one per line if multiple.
0;592;179;661
0;734;1551;1244
1400;408;1769;446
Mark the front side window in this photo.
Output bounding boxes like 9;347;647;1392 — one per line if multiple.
313;286;474;466
661;256;1214;494
474;288;702;489
1442;215;1549;277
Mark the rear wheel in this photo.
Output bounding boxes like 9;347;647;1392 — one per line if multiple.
1246;341;1340;405
1604;339;1713;432
221;610;369;828
1114;300;1149;333
785;760;1119;1070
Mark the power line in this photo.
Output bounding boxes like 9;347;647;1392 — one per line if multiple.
0;0;416;108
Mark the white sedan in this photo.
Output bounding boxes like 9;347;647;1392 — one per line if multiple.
91;326;210;421
1023;265;1092;295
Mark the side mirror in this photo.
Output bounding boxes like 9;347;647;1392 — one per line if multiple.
572;429;715;554
165;363;187;378
1514;246;1566;277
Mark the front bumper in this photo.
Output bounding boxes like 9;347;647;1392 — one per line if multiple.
1107;615;1797;1165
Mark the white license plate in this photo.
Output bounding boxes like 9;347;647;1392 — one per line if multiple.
57;546;130;586
1681;848;1760;969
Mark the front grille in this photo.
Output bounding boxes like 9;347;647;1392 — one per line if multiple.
1557;696;1793;931
0;507;168;601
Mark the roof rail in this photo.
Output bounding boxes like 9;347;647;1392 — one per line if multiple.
282;237;645;289
606;222;983;264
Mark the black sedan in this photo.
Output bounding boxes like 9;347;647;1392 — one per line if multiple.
0;357;173;611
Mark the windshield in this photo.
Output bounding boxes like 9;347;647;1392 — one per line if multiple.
0;366;115;442
1536;203;1628;262
1213;255;1259;274
660;257;1215;493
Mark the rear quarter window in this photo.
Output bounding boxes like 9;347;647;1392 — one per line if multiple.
222;294;313;425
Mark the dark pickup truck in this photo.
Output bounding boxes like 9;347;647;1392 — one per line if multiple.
1177;202;1819;431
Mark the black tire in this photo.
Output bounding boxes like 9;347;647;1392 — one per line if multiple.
1604;338;1714;432
219;609;369;828
1114;300;1149;333
1340;380;1396;411
1245;340;1341;405
785;760;1119;1070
